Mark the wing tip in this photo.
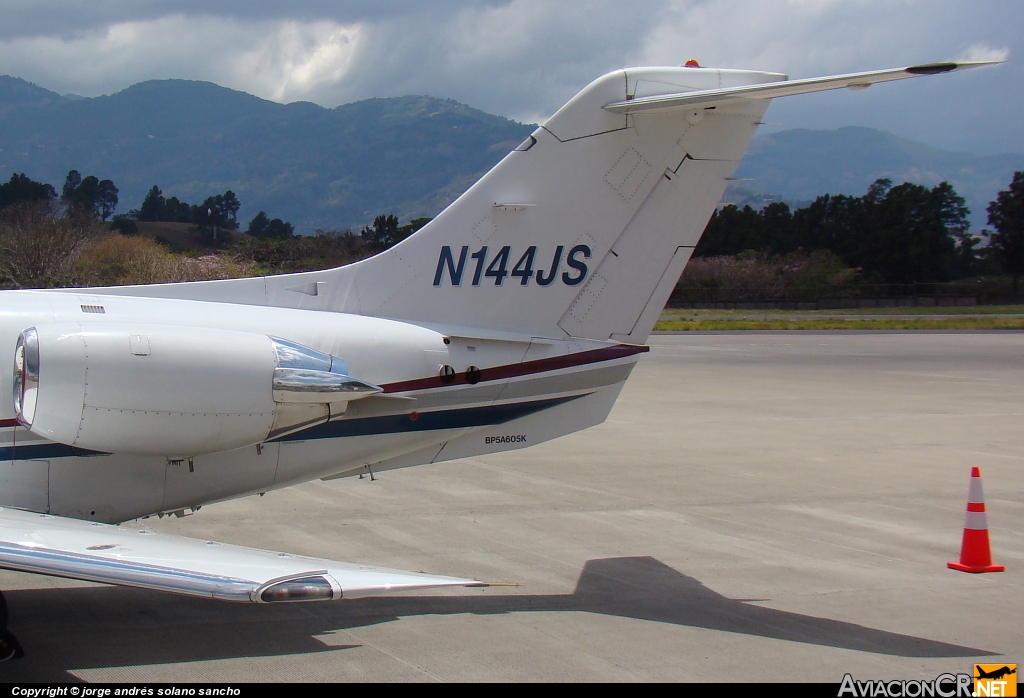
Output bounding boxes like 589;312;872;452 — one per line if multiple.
907;60;1006;76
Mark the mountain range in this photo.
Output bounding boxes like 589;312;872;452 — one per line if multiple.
0;76;533;233
1;75;1021;232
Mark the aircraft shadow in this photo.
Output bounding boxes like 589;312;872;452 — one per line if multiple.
1;556;994;680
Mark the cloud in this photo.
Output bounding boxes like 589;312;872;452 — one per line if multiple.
0;2;490;41
226;21;362;103
0;1;1019;153
957;43;1009;63
642;0;910;76
0;14;363;104
333;0;664;120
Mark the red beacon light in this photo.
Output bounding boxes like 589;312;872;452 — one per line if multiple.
684;59;701;67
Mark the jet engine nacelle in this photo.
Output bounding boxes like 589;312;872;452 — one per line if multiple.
13;324;381;456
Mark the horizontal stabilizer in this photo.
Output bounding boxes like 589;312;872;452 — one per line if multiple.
0;507;480;602
604;61;1002;114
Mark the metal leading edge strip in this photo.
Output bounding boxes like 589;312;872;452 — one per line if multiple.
0;541;259;601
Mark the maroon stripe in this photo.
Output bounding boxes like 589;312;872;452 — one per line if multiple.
382;343;649;394
0;419;20;428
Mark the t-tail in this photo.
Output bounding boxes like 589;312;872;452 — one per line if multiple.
282;64;777;344
103;61;999;344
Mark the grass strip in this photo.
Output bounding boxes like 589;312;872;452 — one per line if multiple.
653;317;1024;331
661;304;1024;317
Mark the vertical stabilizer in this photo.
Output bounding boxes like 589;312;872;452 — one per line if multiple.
300;66;779;342
99;66;782;342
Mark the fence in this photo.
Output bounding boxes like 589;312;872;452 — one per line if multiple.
668;281;1019;309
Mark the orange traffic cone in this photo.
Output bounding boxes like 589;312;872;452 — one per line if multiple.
948;467;1004;573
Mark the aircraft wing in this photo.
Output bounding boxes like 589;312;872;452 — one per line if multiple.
604;61;1002;114
0;507;481;602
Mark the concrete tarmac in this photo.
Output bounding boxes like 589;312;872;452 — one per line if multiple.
2;333;1021;682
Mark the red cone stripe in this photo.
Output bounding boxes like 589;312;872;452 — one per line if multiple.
948;466;1004;574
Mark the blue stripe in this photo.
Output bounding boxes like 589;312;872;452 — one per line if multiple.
273;395;580;443
0;397;581;457
0;443;107;461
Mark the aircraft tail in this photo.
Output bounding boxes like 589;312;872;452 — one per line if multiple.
297;65;779;342
106;61;996;343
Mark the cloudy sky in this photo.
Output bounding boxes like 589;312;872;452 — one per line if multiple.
1;1;1020;154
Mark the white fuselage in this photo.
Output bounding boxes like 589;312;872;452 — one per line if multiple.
0;289;640;523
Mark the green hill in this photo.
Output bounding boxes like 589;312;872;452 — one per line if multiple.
0;76;534;233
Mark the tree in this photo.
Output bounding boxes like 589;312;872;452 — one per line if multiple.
194;192;241;231
247;211;294;239
95;179;119;220
360;214;423;253
220;191;241;229
193;197;218;227
62;170;82;199
931;180;980;278
0;173;57;210
62;170;119;220
398;217;432;238
163;196;191;223
247;211;270;237
136;185;166;222
190;194;239;248
130;186;242;245
861;180;959;284
987;171;1024;294
360;214;401;253
266;218;294;238
758;202;795;252
694;204;765;257
695;179;971;285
